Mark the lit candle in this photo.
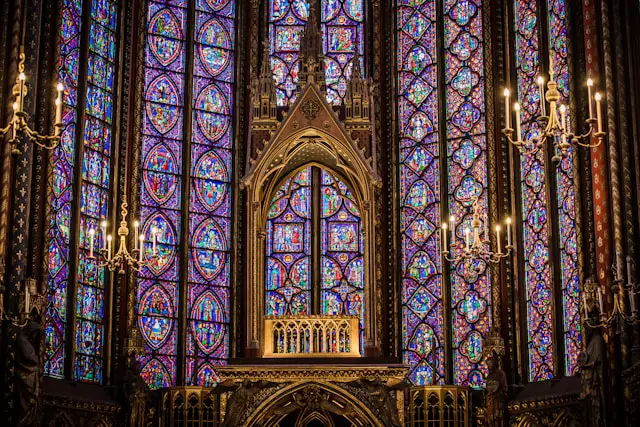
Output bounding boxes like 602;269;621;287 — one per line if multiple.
537;76;546;116
583;292;589;319
139;235;145;263
495;225;502;254
89;228;95;258
504;88;511;129
12;102;18;139
587;79;594;119
18;72;25;111
134;220;140;249
107;235;113;259
441;223;448;253
514;103;522;142
101;220;107;250
560;104;566;131
24;282;30;314
598;287;604;314
595;92;603;133
465;228;471;251
55;83;63;125
506;217;512;247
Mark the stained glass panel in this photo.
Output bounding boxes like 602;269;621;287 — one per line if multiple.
398;0;444;386
548;0;581;376
320;171;364;346
269;0;364;106
72;0;119;384
445;0;490;388
45;0;84;379
265;168;312;316
138;0;188;389
185;0;235;386
514;0;555;381
321;0;364;105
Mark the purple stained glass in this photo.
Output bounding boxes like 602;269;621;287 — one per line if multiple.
265;168;312;316
514;0;555;381
269;0;364;106
320;171;365;347
138;0;188;389
46;0;84;380
398;0;444;386
185;0;235;386
548;0;581;376
445;0;490;388
321;0;364;105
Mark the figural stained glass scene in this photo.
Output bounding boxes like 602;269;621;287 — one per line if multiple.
22;0;638;424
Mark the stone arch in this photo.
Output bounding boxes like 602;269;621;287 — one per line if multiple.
244;381;384;427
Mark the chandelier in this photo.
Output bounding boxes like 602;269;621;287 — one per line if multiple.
440;198;513;266
88;197;158;274
583;257;639;329
0;50;64;154
502;55;606;163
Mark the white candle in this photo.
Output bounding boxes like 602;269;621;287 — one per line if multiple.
630;291;637;313
506;217;512;247
595;92;603;133
139;235;145;263
449;215;456;244
107;235;113;259
55;83;63;125
134;220;139;249
537;76;546;116
495;225;502;254
560;104;566;131
465;228;471;251
24;282;30;314
504;88;511;129
514;103;522;142
583;292;589;318
598;287;604;314
18;72;25;111
627;256;633;287
89;229;95;258
12;102;18;139
587;79;594;120
441;223;448;253
101;220;107;250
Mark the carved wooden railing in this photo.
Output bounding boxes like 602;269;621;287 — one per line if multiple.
158;387;222;427
407;386;471;427
263;315;361;357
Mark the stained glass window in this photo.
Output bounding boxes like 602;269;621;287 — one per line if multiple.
320;171;365;339
266;168;312;316
138;0;236;389
398;0;490;388
265;167;365;343
547;0;581;377
269;0;364;106
398;0;444;386
45;0;119;383
445;0;490;388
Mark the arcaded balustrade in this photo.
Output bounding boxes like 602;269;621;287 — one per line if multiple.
263;315;361;357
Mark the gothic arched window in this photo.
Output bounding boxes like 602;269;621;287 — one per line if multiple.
268;0;365;106
513;0;581;381
137;0;237;388
398;0;490;388
265;167;365;344
45;0;121;383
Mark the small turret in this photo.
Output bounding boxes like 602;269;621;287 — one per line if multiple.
252;41;278;122
344;50;370;127
297;1;325;92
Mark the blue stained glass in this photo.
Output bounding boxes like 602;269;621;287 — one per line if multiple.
74;0;119;384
